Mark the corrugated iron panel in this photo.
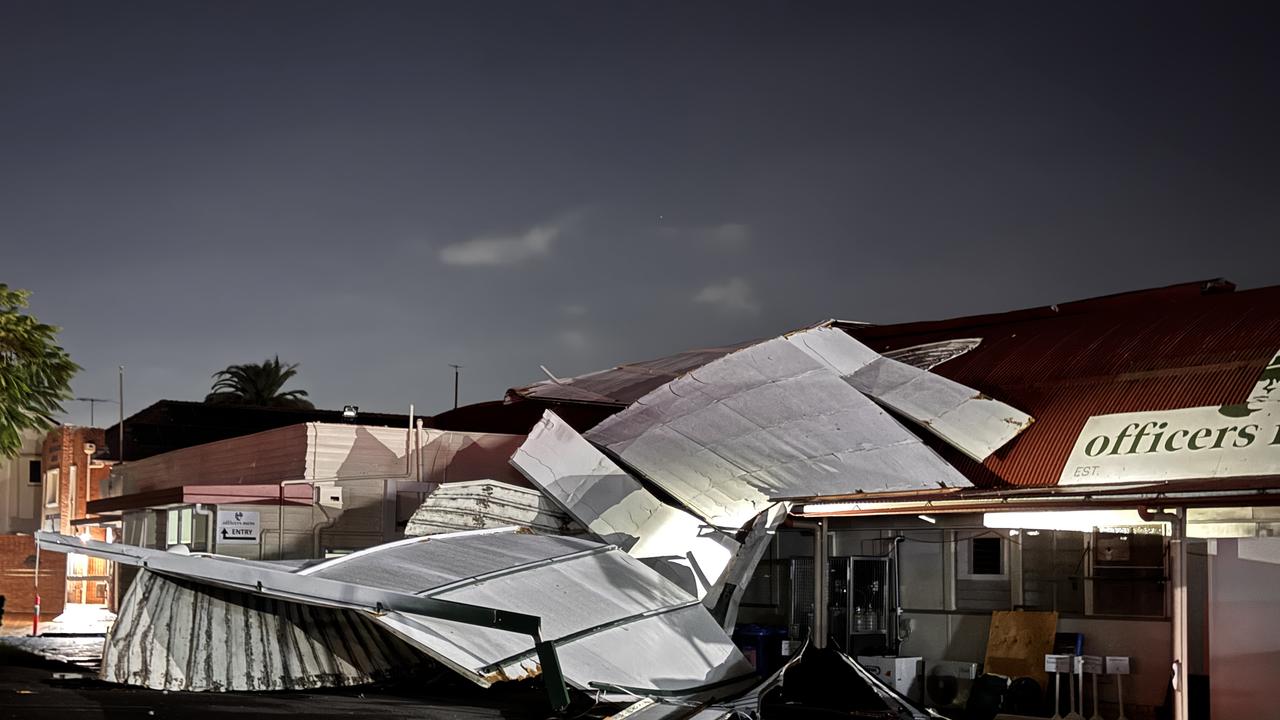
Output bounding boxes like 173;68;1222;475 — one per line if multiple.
404;479;581;536
511;410;740;604
510;343;753;406
585;335;974;528
43;529;755;700
850;283;1280;487
787;327;1032;461
103;569;423;691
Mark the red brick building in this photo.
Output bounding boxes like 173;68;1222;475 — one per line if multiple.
39;426;112;606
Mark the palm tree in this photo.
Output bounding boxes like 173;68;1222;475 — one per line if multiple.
204;356;315;409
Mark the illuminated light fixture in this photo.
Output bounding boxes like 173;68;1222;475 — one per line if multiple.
1009;529;1020;536
1026;530;1040;536
917;514;937;524
800;501;868;515
342;404;359;420
983;510;1161;533
800;500;928;515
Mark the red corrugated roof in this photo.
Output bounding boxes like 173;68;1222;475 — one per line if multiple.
845;280;1280;488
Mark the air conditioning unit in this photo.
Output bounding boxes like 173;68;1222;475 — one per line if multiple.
924;660;980;710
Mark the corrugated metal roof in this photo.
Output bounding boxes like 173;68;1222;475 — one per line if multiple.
584;334;978;528
846;281;1280;488
510;410;742;604
786;327;1032;461
508;343;754;406
404;480;582;537
511;411;790;630
103;569;423;691
40;529;754;701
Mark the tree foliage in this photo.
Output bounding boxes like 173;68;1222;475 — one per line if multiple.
205;356;314;409
0;285;79;457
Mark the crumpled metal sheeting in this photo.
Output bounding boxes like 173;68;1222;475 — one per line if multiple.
404;479;582;537
586;336;970;528
316;534;755;696
717;501;790;632
511;410;740;604
883;337;983;371
103;569;423;691
298;530;598;590
41;529;755;702
788;327;1033;462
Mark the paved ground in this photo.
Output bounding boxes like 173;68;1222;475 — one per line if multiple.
0;640;611;720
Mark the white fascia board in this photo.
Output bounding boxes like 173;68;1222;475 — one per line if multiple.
511;410;739;604
787;326;1033;461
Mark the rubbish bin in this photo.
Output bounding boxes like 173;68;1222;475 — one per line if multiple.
733;624;788;676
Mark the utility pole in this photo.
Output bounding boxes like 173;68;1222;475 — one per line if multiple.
73;397;116;427
449;364;462;409
118;366;125;462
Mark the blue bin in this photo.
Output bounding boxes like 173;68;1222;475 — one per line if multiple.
732;624;788;676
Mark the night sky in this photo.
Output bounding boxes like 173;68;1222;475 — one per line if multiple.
3;1;1278;425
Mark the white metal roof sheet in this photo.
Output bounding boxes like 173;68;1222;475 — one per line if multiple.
510;410;740;603
786;327;1032;461
585;335;975;528
38;529;754;700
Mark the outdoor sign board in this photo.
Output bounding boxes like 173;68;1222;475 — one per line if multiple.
216;510;260;544
1060;352;1280;486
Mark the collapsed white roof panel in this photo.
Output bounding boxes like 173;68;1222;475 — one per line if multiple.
511;411;739;603
404;479;581;537
586;336;973;527
37;529;754;700
788;327;1033;461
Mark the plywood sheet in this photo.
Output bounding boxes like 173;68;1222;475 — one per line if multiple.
983;610;1058;688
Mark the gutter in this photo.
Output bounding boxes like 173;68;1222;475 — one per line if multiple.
798;487;1280;517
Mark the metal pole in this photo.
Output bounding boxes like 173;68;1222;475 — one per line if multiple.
32;542;40;636
813;518;828;649
1171;508;1189;720
450;364;461;409
117;366;124;462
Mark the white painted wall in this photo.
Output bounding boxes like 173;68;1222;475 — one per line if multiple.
1209;537;1280;719
0;430;42;534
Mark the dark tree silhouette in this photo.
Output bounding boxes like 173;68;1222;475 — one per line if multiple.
204;356;314;409
0;284;78;457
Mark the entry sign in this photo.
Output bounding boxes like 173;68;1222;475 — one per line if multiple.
216;510;260;544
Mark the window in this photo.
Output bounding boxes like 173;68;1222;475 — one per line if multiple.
1091;530;1166;617
27;460;41;485
1017;529;1166;618
971;537;1003;575
43;468;59;507
955;533;1010;611
1020;530;1086;614
166;507;194;547
957;534;1007;580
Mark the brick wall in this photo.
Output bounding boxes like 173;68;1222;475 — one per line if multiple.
0;534;66;615
41;426;109;536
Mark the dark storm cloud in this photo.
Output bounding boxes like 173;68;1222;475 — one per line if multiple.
2;1;1278;424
